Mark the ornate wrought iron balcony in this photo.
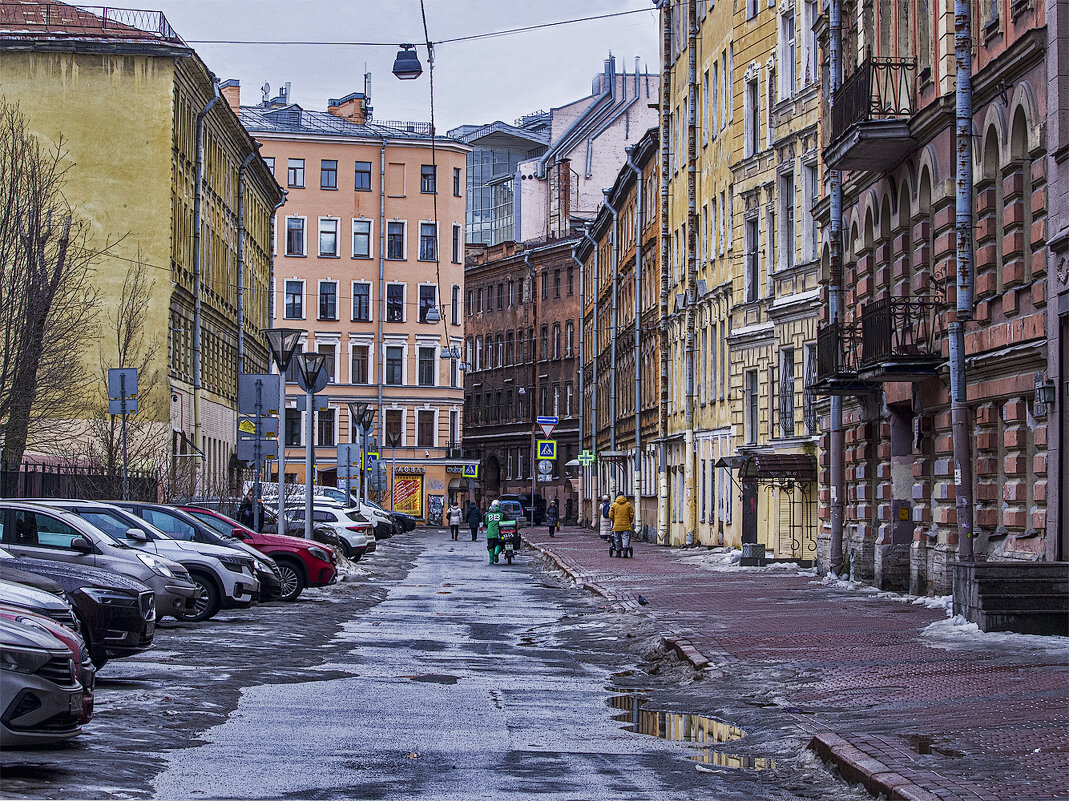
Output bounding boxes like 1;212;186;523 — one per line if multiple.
824;56;917;172
858;297;944;381
812;322;877;395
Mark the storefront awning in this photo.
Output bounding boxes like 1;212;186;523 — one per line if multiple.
714;453;816;481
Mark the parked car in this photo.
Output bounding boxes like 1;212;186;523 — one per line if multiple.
285;506;372;560
110;502;280;605
46;500;263;622
179;507;337;602
0;547;155;668
0;500;197;619
283;492;397;540
0;577;78;632
499;500;529;528
0;618;87;747
0;604;94;724
499;494;545;525
389;510;417;532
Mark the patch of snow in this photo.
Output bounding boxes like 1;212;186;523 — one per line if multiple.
676;547;817;576
922;615;1069;656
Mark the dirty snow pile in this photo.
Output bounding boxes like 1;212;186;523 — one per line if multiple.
676;547;818;576
921;615;1069;656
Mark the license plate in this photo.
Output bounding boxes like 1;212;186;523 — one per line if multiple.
69;692;82;716
144;621;155;638
505;542;514;552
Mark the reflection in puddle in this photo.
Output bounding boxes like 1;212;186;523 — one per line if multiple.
608;693;776;770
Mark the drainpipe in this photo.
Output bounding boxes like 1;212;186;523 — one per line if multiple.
604;189;620;479
951;0;975;558
193;79;221;492
684;0;698;547
236;151;256;376
269;190;288;537
525;250;537;513
657;0;671;545
828;0;845;574
377;135;387;500
626;145;643;539
584;226;600;526
574;237;588;525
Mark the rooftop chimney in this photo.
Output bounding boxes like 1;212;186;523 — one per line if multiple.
220;78;240;111
327;91;369;124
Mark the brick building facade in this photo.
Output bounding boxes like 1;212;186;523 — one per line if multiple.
462;238;581;521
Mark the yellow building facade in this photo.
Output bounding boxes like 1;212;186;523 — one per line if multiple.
0;5;282;493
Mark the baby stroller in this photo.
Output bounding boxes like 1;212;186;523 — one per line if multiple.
609;528;634;558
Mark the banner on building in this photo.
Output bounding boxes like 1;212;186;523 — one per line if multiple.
394;474;423;517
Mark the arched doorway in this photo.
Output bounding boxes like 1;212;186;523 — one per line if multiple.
482;456;501;504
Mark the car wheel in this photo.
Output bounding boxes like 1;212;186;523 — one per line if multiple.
338;539;352;560
178;572;221;622
275;559;305;602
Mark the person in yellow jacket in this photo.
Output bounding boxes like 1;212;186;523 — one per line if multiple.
608;495;635;557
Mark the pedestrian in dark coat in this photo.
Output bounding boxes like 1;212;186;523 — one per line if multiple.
465;502;482;541
545;499;559;537
237;490;264;531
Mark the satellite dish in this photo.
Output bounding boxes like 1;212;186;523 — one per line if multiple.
261;82;271;103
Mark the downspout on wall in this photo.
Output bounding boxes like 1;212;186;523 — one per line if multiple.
683;0;698;546
604;188;620;475
525;250;538;508
377;135;387;499
193;79;221;491
657;0;671;545
236;150;256;376
828;0;845;574
591;224;601;523
626;145;643;538
574;237;589;525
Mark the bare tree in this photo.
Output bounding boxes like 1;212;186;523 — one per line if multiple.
0;100;102;489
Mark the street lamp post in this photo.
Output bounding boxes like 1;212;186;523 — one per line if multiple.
360;407;375;505
347;401;368;509
263;328;302;537
296;352;327;540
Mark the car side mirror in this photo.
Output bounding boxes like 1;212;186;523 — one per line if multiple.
70;536;93;553
126;528;149;541
231;528;248;539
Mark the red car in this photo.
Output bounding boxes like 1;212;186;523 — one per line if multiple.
180;507;337;602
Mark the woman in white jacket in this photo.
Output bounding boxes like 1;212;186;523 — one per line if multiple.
446;502;463;540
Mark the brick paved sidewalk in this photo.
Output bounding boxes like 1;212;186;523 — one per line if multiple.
525;526;1069;801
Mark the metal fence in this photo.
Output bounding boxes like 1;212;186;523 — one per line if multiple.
831;55;916;142
0;3;183;42
0;462;159;502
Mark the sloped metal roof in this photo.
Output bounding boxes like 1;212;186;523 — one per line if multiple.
239;105;460;144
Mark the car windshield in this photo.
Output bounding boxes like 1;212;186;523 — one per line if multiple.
187;510;239;537
77;510;168;544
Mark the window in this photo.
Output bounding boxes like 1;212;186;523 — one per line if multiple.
540;325;548;360
497;283;504;310
745;370;759;444
453;166;462;196
285;217;305;256
474;337;482;371
352;219;372;258
452;224;462;263
318;281;337;320
712;63;720;134
702;69;710;143
263;156;274;176
803;164;819;261
351;345;369;384
317;343;336;382
284;281;303;318
418;285;437;323
567;266;574;295
386;284;404;322
495;334;504;367
780;172;795;271
747;0;758;17
507;280;515;306
552;323;561;359
541;272;548;300
420;164;437;193
418;346;436;386
352;282;371;321
803;0;818;84
565;382;574;416
746;218;760;302
320;159;337;189
746;78;760;157
540;385;549;416
780;347;796;438
285;408;301;446
553;270;561;298
319;218;339;257
317;407;336;447
781;13;796;98
285;343;303;382
451;285;460;326
565;321;574;356
287;158;304;187
804;343;817;435
385;409;403;447
505;331;514;364
419;222;437;261
385;346;403;385
355;161;372;191
449;355;458;388
387;221;405;260
410;409;432;447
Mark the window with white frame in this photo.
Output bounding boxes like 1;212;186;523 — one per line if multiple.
803;163;819;261
451;285;460;325
702;71;710;143
386;284;404;322
780;347;796;438
318;281;338;320
284;280;303;319
386;221;405;260
417;346;436;386
317;342;337;382
317;407;336;447
712;62;720;134
745;370;759;444
352;282;371;322
745;76;760;159
285;217;305;256
745;217;760;302
419;222;438;261
418;285;437;323
451;224;462;263
803;0;818;84
355;161;372;191
781;11;797;99
287;158;304;188
351;344;370;384
780;171;795;271
417;409;435;447
385;346;404;385
385;408;403;447
352;219;372;258
319;218;339;257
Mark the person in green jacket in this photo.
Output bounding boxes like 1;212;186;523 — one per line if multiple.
484;499;503;564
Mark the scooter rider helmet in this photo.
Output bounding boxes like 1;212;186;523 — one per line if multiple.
490;499;500;510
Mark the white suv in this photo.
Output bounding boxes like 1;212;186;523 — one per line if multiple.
285;506;373;560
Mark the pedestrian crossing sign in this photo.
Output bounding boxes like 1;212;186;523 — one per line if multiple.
537;439;557;459
462;463;479;479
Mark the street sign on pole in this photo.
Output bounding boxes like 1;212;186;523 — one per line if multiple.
537;439;557;459
537;459;553;474
536;415;558;438
107;368;139;501
238;374;281;415
461;463;479;479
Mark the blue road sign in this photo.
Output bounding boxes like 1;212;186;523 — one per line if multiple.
537;439;557;459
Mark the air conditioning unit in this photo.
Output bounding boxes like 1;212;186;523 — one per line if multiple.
447;447;463;459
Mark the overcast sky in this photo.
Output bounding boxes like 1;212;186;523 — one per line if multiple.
150;0;661;131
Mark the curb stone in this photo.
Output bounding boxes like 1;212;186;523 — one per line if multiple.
807;733;941;801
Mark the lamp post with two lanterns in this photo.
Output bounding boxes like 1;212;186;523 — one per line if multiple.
263;328;302;537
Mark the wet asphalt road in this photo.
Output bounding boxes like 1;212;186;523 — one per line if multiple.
0;532;867;801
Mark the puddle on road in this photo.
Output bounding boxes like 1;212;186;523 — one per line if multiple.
608;693;776;770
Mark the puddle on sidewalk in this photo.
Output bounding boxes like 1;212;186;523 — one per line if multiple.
608;692;776;770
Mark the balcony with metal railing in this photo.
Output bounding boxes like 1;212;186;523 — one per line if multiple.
858;297;944;381
824;55;917;172
812;321;877;395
